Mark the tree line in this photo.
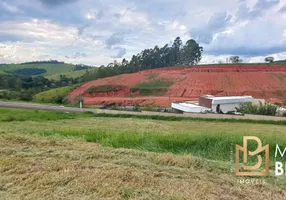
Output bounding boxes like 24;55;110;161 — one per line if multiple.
20;60;65;65
227;56;285;64
83;37;203;81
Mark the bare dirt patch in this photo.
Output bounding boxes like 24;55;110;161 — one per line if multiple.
69;65;286;107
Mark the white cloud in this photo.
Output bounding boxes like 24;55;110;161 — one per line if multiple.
0;0;285;65
0;19;78;46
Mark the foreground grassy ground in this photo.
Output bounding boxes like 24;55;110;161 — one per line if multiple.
1;108;286;199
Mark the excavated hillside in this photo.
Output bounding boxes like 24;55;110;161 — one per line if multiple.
69;64;286;107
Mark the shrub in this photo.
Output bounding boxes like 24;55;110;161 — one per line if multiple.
7;116;16;122
134;105;141;112
240;102;278;116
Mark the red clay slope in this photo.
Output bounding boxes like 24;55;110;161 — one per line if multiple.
69;64;286;107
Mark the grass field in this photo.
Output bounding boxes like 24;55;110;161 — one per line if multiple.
0;63;91;80
0;63;76;76
0;107;93;121
45;68;96;80
33;85;77;103
131;79;174;96
1;108;286;199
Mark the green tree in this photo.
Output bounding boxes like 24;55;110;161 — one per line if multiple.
229;56;242;63
181;39;203;65
170;37;183;66
81;36;203;81
265;56;274;63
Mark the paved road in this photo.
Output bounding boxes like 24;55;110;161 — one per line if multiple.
1;101;285;122
0;101;97;113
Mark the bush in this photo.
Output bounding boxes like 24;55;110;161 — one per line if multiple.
240;102;278;116
134;105;141;112
7;116;16;121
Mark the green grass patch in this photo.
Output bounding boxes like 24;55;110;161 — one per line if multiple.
0;107;93;122
1;109;286;169
45;68;95;80
85;85;124;93
38;122;285;167
91;113;286;126
0;107;285;125
33;85;77;104
131;79;173;96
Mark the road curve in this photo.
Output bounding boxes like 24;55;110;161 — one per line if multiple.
0;101;97;113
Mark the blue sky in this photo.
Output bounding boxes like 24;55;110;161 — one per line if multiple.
0;0;285;65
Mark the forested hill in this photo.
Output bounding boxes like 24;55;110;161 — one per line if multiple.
0;61;93;102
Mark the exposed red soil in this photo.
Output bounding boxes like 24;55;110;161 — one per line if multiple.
69;64;286;107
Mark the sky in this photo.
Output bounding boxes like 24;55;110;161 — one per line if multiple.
0;0;286;66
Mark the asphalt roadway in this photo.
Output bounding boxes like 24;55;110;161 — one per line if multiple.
1;101;285;121
0;101;96;113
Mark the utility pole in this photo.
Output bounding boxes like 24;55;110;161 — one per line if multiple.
79;87;83;109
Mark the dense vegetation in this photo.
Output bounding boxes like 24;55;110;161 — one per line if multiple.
82;37;203;81
0;74;81;101
0;62;91;102
239;102;278;116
